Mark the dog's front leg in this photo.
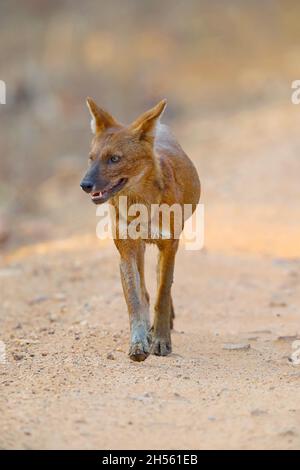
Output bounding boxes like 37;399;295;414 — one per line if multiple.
115;240;150;362
151;239;179;356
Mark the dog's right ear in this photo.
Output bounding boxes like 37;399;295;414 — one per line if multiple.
86;98;119;135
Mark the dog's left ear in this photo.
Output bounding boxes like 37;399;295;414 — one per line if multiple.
129;99;167;142
86;98;119;135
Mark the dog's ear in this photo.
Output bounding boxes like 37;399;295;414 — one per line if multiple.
86;98;119;135
129;99;167;142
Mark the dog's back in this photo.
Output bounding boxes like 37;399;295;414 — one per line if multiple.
155;122;201;209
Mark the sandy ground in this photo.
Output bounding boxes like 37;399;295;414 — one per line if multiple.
1;240;300;450
1;102;300;450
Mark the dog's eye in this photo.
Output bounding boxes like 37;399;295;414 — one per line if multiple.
108;155;121;164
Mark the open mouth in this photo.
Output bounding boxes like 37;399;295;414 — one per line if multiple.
90;178;128;204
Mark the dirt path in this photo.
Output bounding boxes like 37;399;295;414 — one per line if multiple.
1;235;300;450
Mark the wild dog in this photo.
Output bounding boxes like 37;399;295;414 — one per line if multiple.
81;98;200;361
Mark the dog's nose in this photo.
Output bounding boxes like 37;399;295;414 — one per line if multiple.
80;180;94;193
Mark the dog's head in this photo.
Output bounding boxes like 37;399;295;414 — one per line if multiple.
80;98;167;204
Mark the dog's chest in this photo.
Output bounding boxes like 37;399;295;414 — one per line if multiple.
115;202;171;240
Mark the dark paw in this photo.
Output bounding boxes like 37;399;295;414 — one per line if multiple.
129;340;150;362
150;336;172;356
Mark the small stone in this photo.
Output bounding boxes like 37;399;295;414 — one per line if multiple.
53;293;66;302
106;352;115;360
28;295;48;306
39;327;48;333
132;392;152;402
208;416;216;421
223;343;251;351
251;409;268;416
13;353;24;361
279;429;297;437
276;336;298;342
269;301;287;308
15;338;40;345
248;330;272;335
48;313;58;323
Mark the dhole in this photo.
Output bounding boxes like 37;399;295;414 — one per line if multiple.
81;98;200;361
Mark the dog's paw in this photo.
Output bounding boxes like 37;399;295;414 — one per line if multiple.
150;336;172;356
129;340;150;362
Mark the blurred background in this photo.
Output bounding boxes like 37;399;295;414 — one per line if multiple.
0;0;300;257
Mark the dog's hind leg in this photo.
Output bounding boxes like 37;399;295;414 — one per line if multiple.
136;241;150;326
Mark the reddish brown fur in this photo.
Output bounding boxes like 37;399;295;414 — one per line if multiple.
81;98;200;361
